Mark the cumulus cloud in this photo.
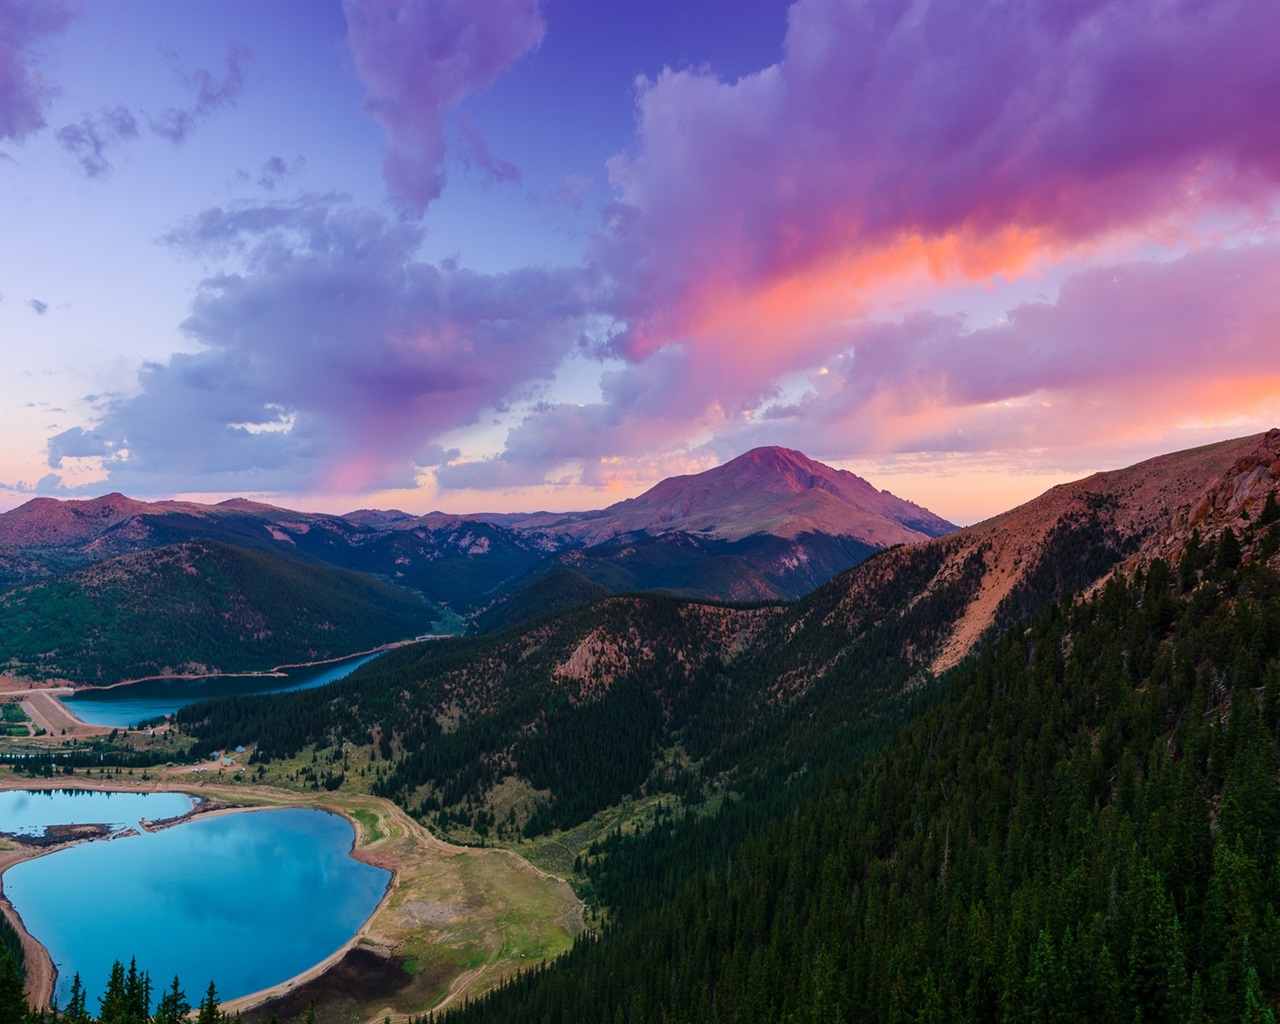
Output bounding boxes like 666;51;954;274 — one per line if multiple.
464;243;1280;486
46;425;116;467
0;0;76;143
593;0;1280;359
343;0;544;215
54;198;592;495
26;298;47;314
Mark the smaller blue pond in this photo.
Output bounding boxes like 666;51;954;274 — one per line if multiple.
64;651;384;728
0;789;195;836
3;802;389;1005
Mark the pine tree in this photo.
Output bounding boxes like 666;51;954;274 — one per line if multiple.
1259;490;1280;527
123;957;150;1024
64;974;88;1024
1216;527;1241;574
99;961;127;1024
0;946;27;1024
155;976;190;1024
196;981;221;1024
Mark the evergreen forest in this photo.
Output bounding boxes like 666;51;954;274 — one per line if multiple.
9;502;1280;1023
433;546;1280;1020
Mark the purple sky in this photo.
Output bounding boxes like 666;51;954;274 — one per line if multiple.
2;0;1278;524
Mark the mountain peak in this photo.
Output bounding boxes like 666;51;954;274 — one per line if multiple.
543;446;956;546
715;446;877;498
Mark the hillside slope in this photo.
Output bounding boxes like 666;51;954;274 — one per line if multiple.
0;541;435;684
444;525;1280;1024
786;429;1280;680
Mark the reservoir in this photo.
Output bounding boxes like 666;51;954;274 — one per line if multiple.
2;799;389;1006
63;651;384;727
0;789;194;836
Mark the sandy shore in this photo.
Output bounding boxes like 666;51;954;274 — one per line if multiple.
17;692;113;739
0;844;57;1008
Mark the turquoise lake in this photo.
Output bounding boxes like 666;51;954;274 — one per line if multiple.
63;651;384;728
0;789;195;836
1;799;389;1006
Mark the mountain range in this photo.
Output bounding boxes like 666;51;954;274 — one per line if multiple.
0;448;956;681
158;428;1280;1024
179;429;1280;832
4;430;1280;1023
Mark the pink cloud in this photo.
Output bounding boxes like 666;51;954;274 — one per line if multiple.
462;243;1280;491
0;0;77;142
593;0;1280;357
749;242;1280;456
343;0;545;215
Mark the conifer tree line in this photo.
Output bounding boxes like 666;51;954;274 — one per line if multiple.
0;954;225;1024
440;531;1280;1021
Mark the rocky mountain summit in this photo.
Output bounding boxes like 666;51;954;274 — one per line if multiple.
0;448;957;607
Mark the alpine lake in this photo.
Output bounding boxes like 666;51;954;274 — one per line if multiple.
62;651;385;729
2;653;398;1007
0;788;390;1007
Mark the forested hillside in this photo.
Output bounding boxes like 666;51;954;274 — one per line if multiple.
80;450;1280;1022
0;541;435;684
170;509;1077;842
441;517;1280;1022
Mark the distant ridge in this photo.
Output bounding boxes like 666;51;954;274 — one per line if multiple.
0;446;957;606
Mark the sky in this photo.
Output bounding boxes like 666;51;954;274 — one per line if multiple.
2;0;1278;526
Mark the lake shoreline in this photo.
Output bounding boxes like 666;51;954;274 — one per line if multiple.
67;638;422;693
0;773;584;1021
1;641;421;737
0;777;398;1012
